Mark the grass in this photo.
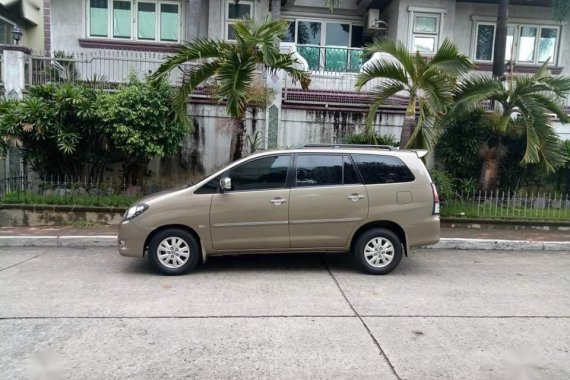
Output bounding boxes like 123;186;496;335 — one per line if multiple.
0;192;135;208
441;199;570;221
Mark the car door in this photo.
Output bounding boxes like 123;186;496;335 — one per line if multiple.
210;154;292;251
289;154;368;248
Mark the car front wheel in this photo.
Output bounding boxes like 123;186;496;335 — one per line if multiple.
353;228;403;275
148;228;200;275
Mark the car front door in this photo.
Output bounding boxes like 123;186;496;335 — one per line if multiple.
210;155;292;251
289;154;368;248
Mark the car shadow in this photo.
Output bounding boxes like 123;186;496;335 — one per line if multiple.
121;252;358;276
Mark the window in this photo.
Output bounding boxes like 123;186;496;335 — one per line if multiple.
474;22;560;65
225;0;253;40
352;154;415;184
229;155;290;191
343;156;360;185
296;155;342;187
0;18;14;44
411;13;440;53
284;19;368;72
88;0;181;42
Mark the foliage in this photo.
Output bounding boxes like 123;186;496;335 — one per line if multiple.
0;79;187;181
435;110;490;181
0;192;133;207
97;75;188;163
245;131;264;154
344;133;399;147
0;83;109;178
429;169;455;201
152;17;310;161
451;63;570;173
356;38;472;149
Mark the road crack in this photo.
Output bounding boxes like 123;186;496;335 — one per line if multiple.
321;255;402;380
0;250;50;272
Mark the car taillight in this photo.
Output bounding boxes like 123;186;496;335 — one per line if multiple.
431;183;440;215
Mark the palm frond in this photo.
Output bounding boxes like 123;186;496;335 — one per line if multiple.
451;75;504;116
363;81;407;141
266;53;311;90
428;38;473;75
362;39;416;79
216;51;257;118
172;61;221;128
407;99;443;149
355;59;408;90
151;38;228;82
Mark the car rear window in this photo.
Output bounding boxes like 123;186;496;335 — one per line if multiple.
351;154;415;184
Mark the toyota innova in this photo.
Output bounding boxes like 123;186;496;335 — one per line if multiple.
118;144;440;275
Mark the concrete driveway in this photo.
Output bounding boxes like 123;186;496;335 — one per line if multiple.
0;247;569;379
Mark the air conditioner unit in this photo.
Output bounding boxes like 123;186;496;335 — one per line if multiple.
367;9;388;31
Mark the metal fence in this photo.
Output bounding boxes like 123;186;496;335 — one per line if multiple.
443;191;570;221
297;45;364;74
0;175;174;207
28;50;194;89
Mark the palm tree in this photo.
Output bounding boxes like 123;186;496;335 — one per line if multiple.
355;39;472;149
152;18;310;161
451;63;570;192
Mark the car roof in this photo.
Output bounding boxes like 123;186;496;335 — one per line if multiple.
245;145;427;159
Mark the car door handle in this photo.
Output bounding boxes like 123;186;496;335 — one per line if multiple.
347;194;365;201
270;198;288;205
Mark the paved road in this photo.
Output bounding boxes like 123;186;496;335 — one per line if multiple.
0;247;569;379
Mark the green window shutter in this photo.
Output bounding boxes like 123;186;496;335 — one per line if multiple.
138;2;156;40
160;4;179;41
90;0;109;37
113;1;131;38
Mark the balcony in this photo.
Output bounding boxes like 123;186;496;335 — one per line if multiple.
297;45;365;74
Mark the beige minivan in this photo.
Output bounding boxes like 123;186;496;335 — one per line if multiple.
118;145;440;275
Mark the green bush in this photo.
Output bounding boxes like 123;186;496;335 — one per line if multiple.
344;133;399;147
429;169;455;201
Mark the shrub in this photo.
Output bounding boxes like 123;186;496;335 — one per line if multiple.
344;133;399;147
429;169;455;201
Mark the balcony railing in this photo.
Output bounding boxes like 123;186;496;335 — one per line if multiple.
297;45;365;73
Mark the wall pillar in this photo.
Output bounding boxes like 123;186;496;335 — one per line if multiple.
1;46;31;178
185;0;204;41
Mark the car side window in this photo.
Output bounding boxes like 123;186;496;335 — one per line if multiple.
343;155;361;185
194;175;221;194
296;154;342;187
229;155;291;191
351;154;415;184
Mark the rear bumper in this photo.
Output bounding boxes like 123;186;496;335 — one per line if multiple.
118;220;148;257
405;216;440;247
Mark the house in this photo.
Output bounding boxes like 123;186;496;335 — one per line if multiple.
0;0;45;51
25;0;570;177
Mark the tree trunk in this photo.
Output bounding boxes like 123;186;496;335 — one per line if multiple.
271;0;281;19
229;118;246;162
479;146;503;192
492;0;509;80
400;99;416;148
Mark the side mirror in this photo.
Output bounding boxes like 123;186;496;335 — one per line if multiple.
220;177;232;192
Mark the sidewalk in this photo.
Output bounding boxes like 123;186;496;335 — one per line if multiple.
0;225;569;250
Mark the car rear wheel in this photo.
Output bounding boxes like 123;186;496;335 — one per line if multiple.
353;228;403;275
148;229;200;275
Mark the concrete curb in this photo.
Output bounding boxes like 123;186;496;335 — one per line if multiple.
0;236;569;251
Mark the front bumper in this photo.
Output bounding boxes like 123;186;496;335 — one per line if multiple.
118;220;148;257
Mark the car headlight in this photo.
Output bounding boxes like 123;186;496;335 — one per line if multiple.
123;203;149;221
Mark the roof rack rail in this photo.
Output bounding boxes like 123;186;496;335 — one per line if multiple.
301;144;398;151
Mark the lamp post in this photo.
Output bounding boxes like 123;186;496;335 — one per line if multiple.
12;25;23;46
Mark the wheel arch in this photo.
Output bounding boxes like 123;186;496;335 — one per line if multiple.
350;221;408;256
144;224;205;262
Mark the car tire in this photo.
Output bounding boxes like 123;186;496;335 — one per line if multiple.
353;228;403;275
148;228;200;275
